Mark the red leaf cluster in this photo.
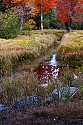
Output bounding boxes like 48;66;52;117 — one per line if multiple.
32;0;57;13
56;0;83;22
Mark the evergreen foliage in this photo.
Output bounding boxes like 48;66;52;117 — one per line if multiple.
0;10;20;39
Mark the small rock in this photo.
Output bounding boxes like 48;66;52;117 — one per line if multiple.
27;96;44;108
13;96;44;110
0;104;8;112
52;86;80;101
0;104;14;119
45;97;53;105
14;98;27;110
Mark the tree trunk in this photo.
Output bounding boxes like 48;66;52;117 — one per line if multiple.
65;22;70;31
80;21;83;30
0;0;2;11
20;15;24;30
69;18;72;28
40;6;43;30
65;18;72;31
20;6;24;30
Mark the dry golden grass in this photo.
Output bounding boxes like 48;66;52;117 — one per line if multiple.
0;30;64;57
57;31;83;60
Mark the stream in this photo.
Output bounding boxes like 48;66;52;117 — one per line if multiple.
0;47;82;87
11;51;82;86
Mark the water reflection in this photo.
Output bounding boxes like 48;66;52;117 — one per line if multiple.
50;52;57;66
34;52;60;84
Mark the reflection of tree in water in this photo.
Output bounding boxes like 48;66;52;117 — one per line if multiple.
34;53;60;83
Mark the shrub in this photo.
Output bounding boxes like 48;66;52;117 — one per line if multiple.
23;23;31;31
42;20;49;29
23;20;36;31
0;12;20;39
49;18;61;29
72;21;83;30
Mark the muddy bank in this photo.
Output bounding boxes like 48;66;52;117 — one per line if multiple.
0;102;83;125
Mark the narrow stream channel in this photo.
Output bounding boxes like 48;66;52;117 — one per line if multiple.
0;47;82;86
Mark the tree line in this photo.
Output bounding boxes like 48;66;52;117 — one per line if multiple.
0;0;83;31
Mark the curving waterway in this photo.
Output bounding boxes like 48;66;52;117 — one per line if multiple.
0;47;82;85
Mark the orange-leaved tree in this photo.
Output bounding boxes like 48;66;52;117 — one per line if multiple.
33;0;57;30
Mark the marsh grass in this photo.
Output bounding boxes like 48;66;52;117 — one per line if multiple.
0;68;83;105
0;74;53;105
0;30;64;76
57;31;83;61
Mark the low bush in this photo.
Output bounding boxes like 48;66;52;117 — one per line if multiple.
42;20;49;29
0;11;20;39
23;23;31;31
72;21;83;30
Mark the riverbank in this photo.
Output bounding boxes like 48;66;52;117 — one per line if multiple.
57;30;83;63
0;29;65;76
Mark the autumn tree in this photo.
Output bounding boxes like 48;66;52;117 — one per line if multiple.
56;0;83;31
1;0;34;30
33;0;56;30
14;0;34;30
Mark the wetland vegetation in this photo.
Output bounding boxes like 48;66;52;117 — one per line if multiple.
0;30;83;125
